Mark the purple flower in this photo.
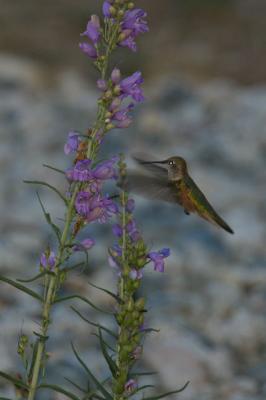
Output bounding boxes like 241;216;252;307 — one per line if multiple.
79;42;97;59
64;131;80;155
147;248;170;273
82;15;101;44
130;268;143;280
122;9;148;36
112;224;123;237
102;1;112;18
120;72;144;102
132;345;142;360
40;251;56;270
73;238;95;251
119;8;148;52
124;379;138;394
126;199;135;213
111;103;134;128
126;218;140;242
75;191;118;224
92;157;118;180
66;159;92;182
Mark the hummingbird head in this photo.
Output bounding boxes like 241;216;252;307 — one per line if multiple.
163;156;188;181
142;156;187;181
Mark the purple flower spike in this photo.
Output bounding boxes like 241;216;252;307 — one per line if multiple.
124;379;138;394
66;159;92;182
147;248;170;273
79;42;97;59
120;72;144;102
64;131;80;155
82;15;101;44
103;1;112;18
75;191;118;224
73;238;95;251
40;251;56;270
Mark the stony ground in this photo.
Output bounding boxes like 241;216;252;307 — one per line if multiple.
0;56;266;399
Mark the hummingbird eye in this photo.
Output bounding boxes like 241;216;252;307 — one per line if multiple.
168;160;176;166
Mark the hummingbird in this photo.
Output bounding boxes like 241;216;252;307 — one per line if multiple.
126;155;234;234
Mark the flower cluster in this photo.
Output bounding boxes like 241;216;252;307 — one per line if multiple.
99;69;144;129
79;15;101;59
103;2;148;52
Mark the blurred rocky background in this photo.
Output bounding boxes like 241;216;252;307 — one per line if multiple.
0;0;266;399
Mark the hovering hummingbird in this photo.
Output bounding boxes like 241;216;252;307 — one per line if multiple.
126;155;234;234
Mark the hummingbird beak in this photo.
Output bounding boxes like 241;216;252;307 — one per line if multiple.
139;159;168;165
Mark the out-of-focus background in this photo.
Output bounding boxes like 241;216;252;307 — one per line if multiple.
1;1;266;399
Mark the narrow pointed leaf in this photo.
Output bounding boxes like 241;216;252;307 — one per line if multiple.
43;163;65;174
17;270;55;283
91;333;115;353
88;281;121;303
36;192;62;242
131;371;157;377
24;180;68;205
64;377;87;393
38;384;80;400
71;307;117;338
134;385;154;395
54;294;113;314
0;371;28;389
98;328;117;376
0;275;42;302
143;381;190;400
71;343;112;400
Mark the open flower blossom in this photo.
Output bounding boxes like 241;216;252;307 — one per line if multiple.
64;131;80;155
66;157;118;182
79;15;101;59
147;248;170;272
40;251;56;270
75;191;118;224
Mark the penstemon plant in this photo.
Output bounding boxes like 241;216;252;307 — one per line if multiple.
0;1;189;400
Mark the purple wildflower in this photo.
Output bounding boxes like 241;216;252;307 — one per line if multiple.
147;248;170;273
126;219;140;242
73;238;95;251
92;157;118;180
119;8;148;52
111;67;121;84
111;103;134;128
82;15;101;44
126;199;135;213
40;251;56;270
97;79;107;91
102;1;112;18
64;131;80;155
112;224;123;237
120;72;144;102
124;379;138;394
75;191;118;224
79;42;97;59
66;159;92;182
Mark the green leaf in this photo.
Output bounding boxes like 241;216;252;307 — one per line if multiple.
54;294;113;315
0;275;42;302
134;385;154;395
38;383;80;400
64;377;86;393
98;328;117;377
24;180;68;205
28;340;39;380
42;163;65;174
88;281;122;303
131;371;157;377
71;343;112;400
91;333;115;353
0;371;28;389
143;382;190;400
71;307;117;338
36;192;62;242
17;270;55;283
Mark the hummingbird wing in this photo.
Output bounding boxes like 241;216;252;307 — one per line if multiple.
132;154;168;179
182;175;234;234
125;171;179;203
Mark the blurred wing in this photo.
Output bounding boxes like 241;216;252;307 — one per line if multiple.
132;153;168;179
125;171;178;203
